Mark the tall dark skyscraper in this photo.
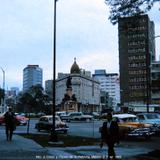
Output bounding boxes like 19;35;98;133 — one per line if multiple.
118;15;155;107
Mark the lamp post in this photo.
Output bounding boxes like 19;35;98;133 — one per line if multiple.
50;0;58;142
0;67;5;113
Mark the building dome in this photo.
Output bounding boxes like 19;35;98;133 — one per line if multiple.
70;58;80;74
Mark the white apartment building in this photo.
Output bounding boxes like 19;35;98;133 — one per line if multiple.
23;65;43;92
92;70;120;110
56;59;100;113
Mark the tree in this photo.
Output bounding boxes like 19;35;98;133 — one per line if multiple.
105;0;159;24
17;85;50;113
18;92;35;113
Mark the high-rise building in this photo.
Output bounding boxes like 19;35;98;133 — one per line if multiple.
23;65;43;91
92;70;120;110
45;80;53;99
7;87;19;97
118;15;155;107
151;61;160;105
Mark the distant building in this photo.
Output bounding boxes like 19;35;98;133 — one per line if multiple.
7;87;19;97
23;65;43;92
56;59;100;113
151;61;160;105
45;80;53;99
92;69;120;111
118;15;155;108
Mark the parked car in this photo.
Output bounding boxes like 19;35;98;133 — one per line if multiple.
36;112;46;118
90;112;100;119
101;114;154;139
16;114;29;126
35;115;69;133
56;111;67;118
137;113;160;125
137;113;160;135
0;114;5;125
0;113;29;126
60;112;93;122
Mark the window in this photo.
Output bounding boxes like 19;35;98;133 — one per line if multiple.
137;115;145;120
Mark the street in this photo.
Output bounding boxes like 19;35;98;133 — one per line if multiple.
0;119;160;159
0;119;104;138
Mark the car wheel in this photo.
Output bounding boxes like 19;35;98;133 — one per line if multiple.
86;118;90;122
145;135;151;140
64;130;67;134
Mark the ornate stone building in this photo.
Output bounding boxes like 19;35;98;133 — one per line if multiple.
56;59;100;113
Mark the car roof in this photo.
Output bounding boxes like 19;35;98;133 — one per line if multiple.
40;115;58;118
113;114;136;119
137;113;158;115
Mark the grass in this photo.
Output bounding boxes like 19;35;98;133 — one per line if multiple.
19;133;100;147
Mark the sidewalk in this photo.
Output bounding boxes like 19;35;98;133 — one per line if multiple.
47;144;152;160
0;130;157;160
0;130;48;160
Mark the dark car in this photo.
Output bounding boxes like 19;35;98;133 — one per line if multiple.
35;115;69;133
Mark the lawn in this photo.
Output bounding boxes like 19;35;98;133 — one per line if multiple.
19;133;100;147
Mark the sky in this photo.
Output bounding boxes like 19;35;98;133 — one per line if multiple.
0;0;160;91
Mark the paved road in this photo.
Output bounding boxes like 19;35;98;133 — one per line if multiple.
67;120;103;138
0;119;104;138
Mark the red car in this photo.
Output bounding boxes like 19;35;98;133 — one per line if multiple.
0;113;29;126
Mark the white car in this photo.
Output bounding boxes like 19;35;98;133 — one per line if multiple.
137;113;160;126
35;115;69;133
60;112;93;122
136;113;160;135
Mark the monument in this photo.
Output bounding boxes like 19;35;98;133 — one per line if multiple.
61;76;78;112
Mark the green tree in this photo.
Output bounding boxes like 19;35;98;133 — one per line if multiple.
17;85;50;113
105;0;159;24
18;92;35;113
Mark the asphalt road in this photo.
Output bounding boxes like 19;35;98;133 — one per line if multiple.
0;119;104;138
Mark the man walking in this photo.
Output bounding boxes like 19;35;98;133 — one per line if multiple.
100;112;119;160
4;107;16;141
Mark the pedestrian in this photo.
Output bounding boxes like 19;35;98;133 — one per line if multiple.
100;112;119;160
4;107;16;141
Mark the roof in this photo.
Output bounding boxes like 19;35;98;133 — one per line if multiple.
113;114;136;119
70;58;80;74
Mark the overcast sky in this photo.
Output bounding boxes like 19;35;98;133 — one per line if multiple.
0;0;160;90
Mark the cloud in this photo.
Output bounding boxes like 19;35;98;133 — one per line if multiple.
0;0;159;90
78;51;119;73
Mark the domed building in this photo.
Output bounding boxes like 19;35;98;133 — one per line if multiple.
70;58;80;74
55;58;100;113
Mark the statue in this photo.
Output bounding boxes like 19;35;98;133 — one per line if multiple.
66;76;72;89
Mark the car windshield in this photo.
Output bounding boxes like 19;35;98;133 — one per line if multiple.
48;117;59;122
120;117;138;122
146;114;159;119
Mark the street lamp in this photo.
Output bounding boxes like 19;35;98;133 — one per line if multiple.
0;67;5;113
50;0;58;142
